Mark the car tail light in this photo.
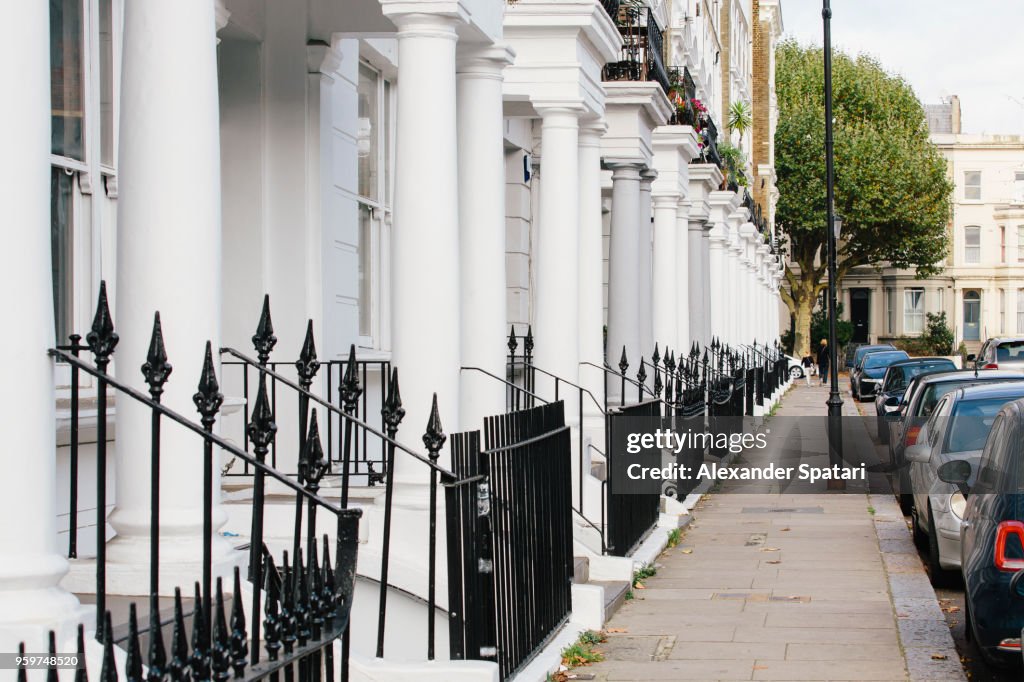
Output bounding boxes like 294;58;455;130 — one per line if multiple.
983;363;999;370
998;638;1022;652
905;425;921;446
994;521;1024;572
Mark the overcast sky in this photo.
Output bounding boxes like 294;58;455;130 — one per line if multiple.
780;0;1024;135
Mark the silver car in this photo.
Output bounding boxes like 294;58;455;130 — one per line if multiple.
905;382;1024;585
971;336;1024;372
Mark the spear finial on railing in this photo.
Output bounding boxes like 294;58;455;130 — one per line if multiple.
125;603;143;682
637;362;647;388
618;346;629;375
193;341;224;430
211;577;231;682
230;567;248;677
168;588;188;681
507;325;518;355
87;281;119;367
524;325;534;355
146;595;166;682
100;612;117;682
263;554;282;662
303;411;328;494
142;312;172;399
652;343;660;368
423;394;447;458
190;583;209;681
295;319;320;389
340;344;363;412
382;368;406;434
247;373;277;457
252;295;277;366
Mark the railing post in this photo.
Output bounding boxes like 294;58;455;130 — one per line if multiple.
141;312;172;606
246;372;277;664
68;333;82;559
194;341;224;651
377;369;406;658
339;345;363;509
618;347;628;408
423;395;447;661
294;321;321;568
86;281;118;638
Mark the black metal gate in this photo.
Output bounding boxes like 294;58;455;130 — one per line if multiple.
605;400;663;557
445;401;574;680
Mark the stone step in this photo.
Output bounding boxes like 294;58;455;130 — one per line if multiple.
590;579;630;620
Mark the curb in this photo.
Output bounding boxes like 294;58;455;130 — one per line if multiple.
870;494;966;681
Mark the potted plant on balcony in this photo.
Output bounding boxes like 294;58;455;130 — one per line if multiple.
717;140;748;191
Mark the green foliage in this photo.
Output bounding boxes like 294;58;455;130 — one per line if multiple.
666;527;683;548
559;630;607;669
728;100;752;143
717;140;748;187
809;302;854;349
923;312;955;355
632;563;657;588
775;41;953;355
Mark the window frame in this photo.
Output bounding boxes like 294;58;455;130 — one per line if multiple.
903;287;925;335
964;225;981;264
354;60;395;351
963;170;982;202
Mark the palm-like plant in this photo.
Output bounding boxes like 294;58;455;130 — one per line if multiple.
728;100;752;145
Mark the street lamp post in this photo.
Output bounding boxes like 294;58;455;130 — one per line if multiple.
823;0;845;490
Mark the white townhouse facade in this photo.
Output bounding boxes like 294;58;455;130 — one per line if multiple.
2;0;785;678
840;100;1024;352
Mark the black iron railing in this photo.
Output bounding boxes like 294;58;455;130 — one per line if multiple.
52;282;361;682
221;323;391;485
446;402;574;679
604;399;662;556
600;0;620;22
603;7;671;96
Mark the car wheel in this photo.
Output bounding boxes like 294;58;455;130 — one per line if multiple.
789;366;803;380
925;506;950;588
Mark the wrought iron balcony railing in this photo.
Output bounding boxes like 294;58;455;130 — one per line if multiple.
603;7;671;97
600;0;621;21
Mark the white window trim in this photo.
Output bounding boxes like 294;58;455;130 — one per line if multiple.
963;169;982;202
964;225;981;265
903;288;925;336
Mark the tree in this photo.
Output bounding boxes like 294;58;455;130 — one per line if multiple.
774;41;953;358
923;312;954;355
728;100;752;146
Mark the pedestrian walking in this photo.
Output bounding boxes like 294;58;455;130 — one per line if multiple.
801;354;814;386
817;338;830;386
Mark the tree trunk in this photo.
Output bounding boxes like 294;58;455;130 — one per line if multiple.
793;295;813;360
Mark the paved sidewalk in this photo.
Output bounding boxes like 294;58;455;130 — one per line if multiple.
582;381;965;681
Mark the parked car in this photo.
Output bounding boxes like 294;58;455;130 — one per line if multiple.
847;343;895;372
944;397;1024;667
849;345;898;396
852;350;909;401
887;370;1024;515
906;383;1024;585
785;354;805;380
970;336;1024;372
844;342;864;370
874;357;957;444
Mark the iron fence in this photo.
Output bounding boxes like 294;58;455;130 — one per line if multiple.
446;402;574;679
605;399;662;556
603;7;671;97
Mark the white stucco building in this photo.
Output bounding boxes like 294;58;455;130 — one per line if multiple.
841;98;1024;352
3;0;785;678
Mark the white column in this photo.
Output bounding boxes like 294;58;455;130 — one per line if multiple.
457;45;513;430
701;226;713;346
0;1;81;650
638;170;656;366
606;163;644;398
384;11;462;478
578;121;607;422
533;106;582;416
676;200;691;350
110;0;232;580
688;220;706;347
708;226;729;346
651;195;678;351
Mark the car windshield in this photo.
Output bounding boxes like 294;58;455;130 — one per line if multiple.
996;342;1024;362
943;398;1015;453
864;352;907;369
917;380;981;417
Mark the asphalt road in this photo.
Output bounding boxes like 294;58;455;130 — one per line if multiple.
850;381;1018;681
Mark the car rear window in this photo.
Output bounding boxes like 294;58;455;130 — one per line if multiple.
864;352;909;369
917;380;981;416
996;342;1024;362
889;362;956;390
943;398;1013;453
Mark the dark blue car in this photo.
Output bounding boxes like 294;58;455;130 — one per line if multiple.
852;350;909;401
946;397;1024;667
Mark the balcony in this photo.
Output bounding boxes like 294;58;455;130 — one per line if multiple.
603;6;671;96
601;0;621;21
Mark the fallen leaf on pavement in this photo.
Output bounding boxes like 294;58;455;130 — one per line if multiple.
680;548;693;554
606;628;628;633
779;527;791;532
766;560;781;564
760;547;780;552
930;653;947;660
941;605;960;614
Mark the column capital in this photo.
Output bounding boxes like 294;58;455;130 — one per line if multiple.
607;161;644;181
457;42;516;76
381;8;463;37
640;168;658;184
579;119;608;142
652;194;678;209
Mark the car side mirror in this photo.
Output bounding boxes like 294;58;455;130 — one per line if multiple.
883;396;901;410
905;443;931;464
937;459;972;497
966;354;977;362
1011;569;1024;598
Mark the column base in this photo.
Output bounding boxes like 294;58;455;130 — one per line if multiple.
0;553;84;655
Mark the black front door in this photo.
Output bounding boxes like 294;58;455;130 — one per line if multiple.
851;289;870;343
